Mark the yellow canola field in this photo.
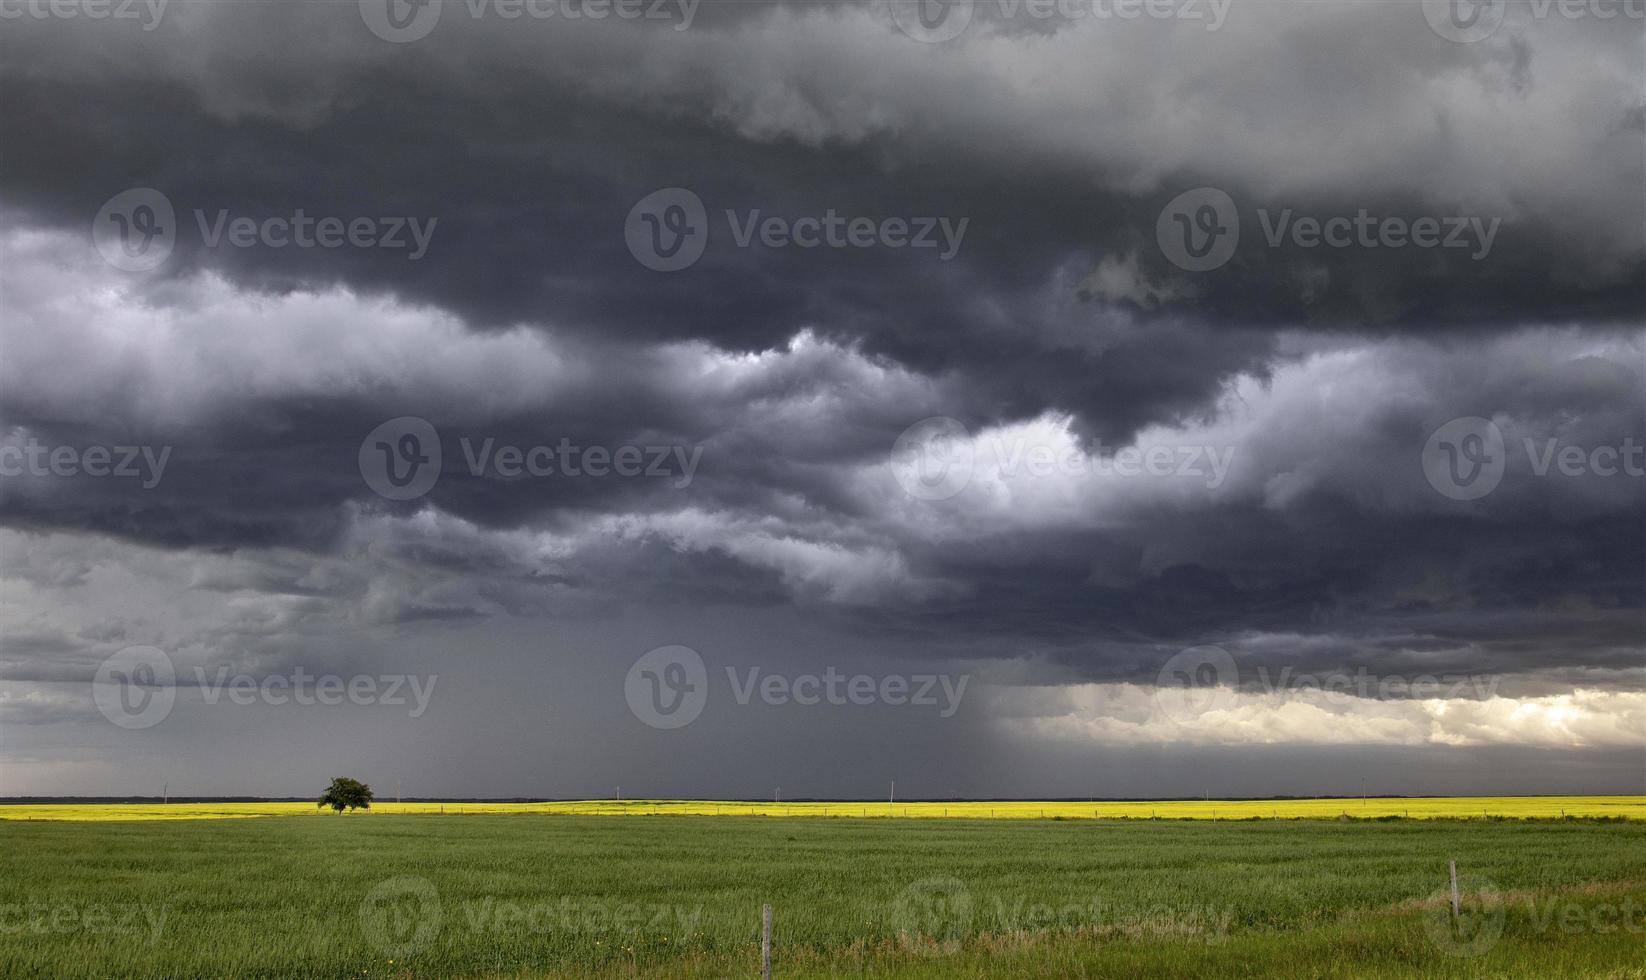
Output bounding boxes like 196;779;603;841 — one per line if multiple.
2;796;1642;822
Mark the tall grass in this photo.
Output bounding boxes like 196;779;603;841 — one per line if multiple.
3;816;1643;977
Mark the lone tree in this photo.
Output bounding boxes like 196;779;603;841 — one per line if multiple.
318;777;374;813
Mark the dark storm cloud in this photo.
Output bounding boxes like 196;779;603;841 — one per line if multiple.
2;2;1641;424
0;67;1292;448
864;327;1645;676
0;0;1642;795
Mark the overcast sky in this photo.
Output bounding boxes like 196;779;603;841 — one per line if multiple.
0;0;1642;799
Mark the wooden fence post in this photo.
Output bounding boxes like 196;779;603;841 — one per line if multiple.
761;903;772;980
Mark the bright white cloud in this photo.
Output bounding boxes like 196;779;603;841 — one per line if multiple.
989;682;1646;748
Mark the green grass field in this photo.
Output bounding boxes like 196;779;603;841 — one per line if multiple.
3;814;1645;978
